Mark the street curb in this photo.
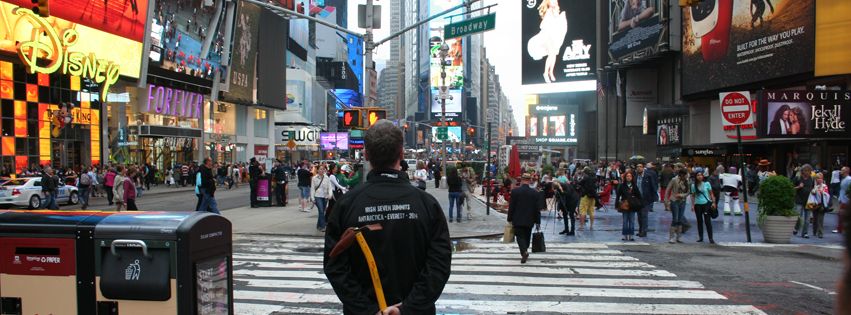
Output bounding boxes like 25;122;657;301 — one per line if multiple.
233;231;507;241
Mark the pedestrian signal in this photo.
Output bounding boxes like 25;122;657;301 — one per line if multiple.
343;110;361;128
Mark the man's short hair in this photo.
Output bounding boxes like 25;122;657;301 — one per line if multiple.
365;119;403;170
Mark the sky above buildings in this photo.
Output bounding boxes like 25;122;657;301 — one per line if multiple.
346;0;526;134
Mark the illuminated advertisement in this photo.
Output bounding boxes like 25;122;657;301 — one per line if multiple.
320;132;349;150
225;1;261;103
0;60;102;173
521;0;596;85
608;0;666;65
429;0;463;116
431;126;463;143
761;90;851;138
430;89;462;118
527;104;578;146
149;0;226;80
656;116;682;146
4;0;148;41
682;0;815;95
0;2;143;79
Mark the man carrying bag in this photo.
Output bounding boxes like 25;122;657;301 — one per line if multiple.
508;173;545;263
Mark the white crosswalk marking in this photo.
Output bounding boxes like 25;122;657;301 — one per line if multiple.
232;235;767;315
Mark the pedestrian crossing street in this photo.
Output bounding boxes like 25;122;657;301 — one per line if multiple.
232;235;766;314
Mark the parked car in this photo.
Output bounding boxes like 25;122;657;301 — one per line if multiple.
0;177;79;209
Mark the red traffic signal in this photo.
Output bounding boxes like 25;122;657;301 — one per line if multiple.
343;110;361;128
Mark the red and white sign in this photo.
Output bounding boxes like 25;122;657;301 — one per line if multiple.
719;91;753;127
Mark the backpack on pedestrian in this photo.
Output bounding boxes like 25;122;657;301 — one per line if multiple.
80;173;92;187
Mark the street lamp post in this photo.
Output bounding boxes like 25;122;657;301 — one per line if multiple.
438;42;450;186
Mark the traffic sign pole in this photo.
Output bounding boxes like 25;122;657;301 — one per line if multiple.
721;91;753;243
737;125;752;243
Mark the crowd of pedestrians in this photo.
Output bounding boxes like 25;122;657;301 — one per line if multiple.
496;157;850;247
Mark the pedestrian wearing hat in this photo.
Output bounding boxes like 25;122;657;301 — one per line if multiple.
508;173;544;263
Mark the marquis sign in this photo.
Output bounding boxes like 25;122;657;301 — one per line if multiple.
144;84;204;119
12;8;121;100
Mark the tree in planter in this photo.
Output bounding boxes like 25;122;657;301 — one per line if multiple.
758;175;797;223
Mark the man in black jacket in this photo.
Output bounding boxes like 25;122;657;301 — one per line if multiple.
248;157;261;208
272;160;288;207
636;163;659;237
324;120;451;315
556;179;578;236
197;158;219;214
508;173;544;263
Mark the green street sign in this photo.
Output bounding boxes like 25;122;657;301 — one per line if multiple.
437;127;449;141
444;13;496;39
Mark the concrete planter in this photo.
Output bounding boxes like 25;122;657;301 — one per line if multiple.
762;215;798;244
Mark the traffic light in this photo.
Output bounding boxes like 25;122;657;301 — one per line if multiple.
679;0;702;7
467;127;475;136
32;0;49;17
342;110;361;128
367;109;386;126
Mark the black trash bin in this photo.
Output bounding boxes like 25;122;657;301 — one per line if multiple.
93;211;233;315
0;210;113;315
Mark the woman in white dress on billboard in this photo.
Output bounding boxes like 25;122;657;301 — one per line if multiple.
527;0;568;83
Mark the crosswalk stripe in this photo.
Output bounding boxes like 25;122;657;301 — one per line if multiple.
234;279;727;303
235;245;623;256
234;303;338;315
458;242;612;249
451;253;640;261
235;254;323;262
233;269;703;289
450;259;655;269
436;300;767;314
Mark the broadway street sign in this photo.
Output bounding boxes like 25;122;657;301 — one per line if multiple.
444;13;496;39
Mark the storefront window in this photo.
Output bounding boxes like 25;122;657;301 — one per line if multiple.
106;83;202;169
253;109;268;138
205;102;237;164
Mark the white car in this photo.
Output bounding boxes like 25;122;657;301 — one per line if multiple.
0;177;79;209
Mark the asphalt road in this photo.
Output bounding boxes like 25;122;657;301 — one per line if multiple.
612;243;843;314
76;183;292;212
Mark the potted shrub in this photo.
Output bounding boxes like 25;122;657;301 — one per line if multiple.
758;175;798;243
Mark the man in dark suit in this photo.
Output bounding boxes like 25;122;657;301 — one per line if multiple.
636;163;659;237
508;173;544;263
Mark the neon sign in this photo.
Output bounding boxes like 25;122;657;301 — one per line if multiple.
13;8;120;100
145;84;203;119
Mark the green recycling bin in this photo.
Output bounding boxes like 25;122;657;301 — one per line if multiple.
93;211;232;315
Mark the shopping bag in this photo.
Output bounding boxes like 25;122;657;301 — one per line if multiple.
502;223;515;243
532;230;546;253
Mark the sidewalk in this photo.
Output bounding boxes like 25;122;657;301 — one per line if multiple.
223;181;507;239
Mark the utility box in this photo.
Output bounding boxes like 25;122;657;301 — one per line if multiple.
93;211;233;315
0;210;112;315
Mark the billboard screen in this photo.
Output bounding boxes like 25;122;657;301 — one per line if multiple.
225;1;261;104
682;0;815;95
528;104;578;146
608;0;666;65
521;0;596;85
4;0;148;41
761;90;851;138
429;0;463;116
149;0;228;81
0;1;144;78
656;116;682;146
320;132;349;150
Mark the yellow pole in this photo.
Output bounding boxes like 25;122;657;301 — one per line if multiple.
354;231;387;311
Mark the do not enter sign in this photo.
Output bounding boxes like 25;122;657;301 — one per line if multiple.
719;91;753;127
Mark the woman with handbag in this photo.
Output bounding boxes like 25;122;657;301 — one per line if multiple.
810;173;831;238
615;171;642;241
690;171;717;244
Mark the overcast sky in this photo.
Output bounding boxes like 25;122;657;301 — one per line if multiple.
346;0;526;134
